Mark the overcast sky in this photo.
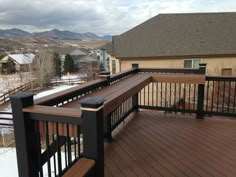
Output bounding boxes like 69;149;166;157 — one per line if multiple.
0;0;236;35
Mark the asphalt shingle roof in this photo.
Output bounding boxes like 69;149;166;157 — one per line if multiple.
113;12;236;58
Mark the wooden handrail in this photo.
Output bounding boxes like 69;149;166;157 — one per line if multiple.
34;78;106;105
63;158;95;177
23;105;81;118
151;74;206;84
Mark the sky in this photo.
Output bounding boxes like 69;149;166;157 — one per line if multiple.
0;0;236;35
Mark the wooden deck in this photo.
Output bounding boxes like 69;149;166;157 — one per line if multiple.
104;110;236;177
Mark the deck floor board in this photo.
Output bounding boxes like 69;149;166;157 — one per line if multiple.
105;110;236;177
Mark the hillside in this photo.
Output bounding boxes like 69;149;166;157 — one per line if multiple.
0;28;112;41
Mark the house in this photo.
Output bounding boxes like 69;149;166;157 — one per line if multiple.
0;53;35;73
112;12;236;76
101;42;119;74
69;49;99;74
59;49;99;79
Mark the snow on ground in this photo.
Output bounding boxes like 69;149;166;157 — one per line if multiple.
0;85;78;129
0;85;80;177
0;148;18;177
34;85;78;99
0;85;78;113
0;148;69;177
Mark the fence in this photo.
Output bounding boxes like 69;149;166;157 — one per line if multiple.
0;82;31;105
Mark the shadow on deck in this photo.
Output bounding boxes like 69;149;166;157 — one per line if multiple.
105;110;236;177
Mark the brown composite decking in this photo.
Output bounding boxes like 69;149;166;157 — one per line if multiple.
104;110;236;177
62;73;152;116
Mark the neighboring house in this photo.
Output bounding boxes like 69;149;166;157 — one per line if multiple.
69;49;99;72
0;53;35;73
103;42;120;74
112;12;236;76
96;48;109;71
59;49;99;79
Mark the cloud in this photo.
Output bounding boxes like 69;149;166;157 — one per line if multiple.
0;0;235;35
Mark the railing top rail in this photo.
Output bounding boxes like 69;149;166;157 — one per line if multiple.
35;78;107;105
23;105;81;118
206;75;236;81
138;67;200;74
110;68;137;82
35;69;138;106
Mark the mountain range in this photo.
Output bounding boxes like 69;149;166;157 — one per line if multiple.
0;28;112;41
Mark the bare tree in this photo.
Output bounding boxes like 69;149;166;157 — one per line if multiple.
33;49;55;89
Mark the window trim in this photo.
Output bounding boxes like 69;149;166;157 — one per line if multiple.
184;59;201;68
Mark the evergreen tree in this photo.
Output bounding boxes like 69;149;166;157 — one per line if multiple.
53;52;61;77
64;54;74;73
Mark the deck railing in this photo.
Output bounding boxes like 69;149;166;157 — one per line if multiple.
10;63;236;177
0;111;13;127
205;76;236;117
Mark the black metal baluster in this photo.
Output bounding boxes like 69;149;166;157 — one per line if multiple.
52;135;57;177
174;83;176;111
77;126;80;158
144;87;146;106
228;81;231;112
211;81;215;112
67;124;72;166
233;82;236;113
216;81;220;112
222;81;226;112
36;122;43;177
156;82;159;107
183;83;186;111
152;83;154;107
179;83;181;109
170;83;172;108
160;83;163;107
56;123;62;176
206;81;209;112
188;84;191;111
148;84;150;106
165;83;167;111
46;121;51;177
193;84;196;110
74;131;77;161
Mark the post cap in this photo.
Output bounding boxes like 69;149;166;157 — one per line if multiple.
199;63;207;67
80;98;105;109
99;71;110;76
10;92;34;99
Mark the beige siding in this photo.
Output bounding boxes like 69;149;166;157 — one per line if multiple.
109;54;120;75
119;57;236;76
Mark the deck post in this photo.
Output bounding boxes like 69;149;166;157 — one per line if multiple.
10;93;39;177
100;71;110;86
104;113;112;142
132;64;140;112
80;98;105;177
100;71;113;142
197;63;207;119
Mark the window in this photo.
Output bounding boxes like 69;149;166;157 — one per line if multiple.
221;68;232;76
112;60;116;74
184;59;201;68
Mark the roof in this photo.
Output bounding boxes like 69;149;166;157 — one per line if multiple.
0;56;9;63
113;12;236;58
70;49;87;56
100;42;113;54
8;53;35;64
75;55;98;63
